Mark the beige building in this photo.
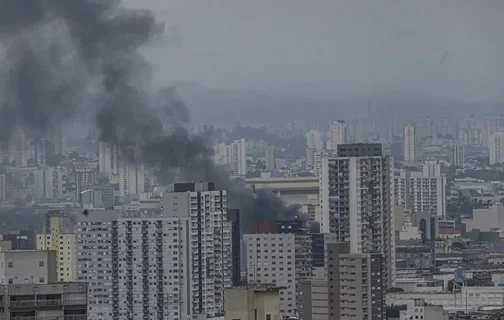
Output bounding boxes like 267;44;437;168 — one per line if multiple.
0;250;57;285
37;215;77;282
224;287;281;320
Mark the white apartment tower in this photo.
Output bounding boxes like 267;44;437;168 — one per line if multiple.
319;143;394;288
489;132;504;165
76;182;232;320
450;144;465;167
394;161;447;217
403;124;416;165
231;139;247;177
328;120;346;151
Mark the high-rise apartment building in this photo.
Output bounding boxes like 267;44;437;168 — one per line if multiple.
37;215;77;282
75;168;96;202
265;145;276;171
403;124;416;164
231;138;247;177
319;143;394;288
77;182;233;320
394;162;446;217
326;243;385;320
328;120;346;151
76;209;118;320
489;132;504;165
449;144;465;167
34;167;63;200
32;139;46;167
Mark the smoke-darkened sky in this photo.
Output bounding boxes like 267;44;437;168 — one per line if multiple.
127;0;504;102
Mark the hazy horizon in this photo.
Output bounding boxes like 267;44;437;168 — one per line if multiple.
125;0;504;103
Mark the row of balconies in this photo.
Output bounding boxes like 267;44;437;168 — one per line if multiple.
9;298;87;308
10;316;87;320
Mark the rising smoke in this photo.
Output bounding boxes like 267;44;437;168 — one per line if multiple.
0;0;300;231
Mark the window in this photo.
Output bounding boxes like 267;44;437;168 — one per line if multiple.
7;262;13;268
39;277;45;283
39;261;45;267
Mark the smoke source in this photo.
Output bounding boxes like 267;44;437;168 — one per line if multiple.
0;0;300;230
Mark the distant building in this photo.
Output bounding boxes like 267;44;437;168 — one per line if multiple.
403;124;416;164
328;120;346;151
306;130;323;169
394;162;447;217
399;298;449;320
265;145;276;171
0;173;5;202
449;144;465;167
489;132;504;165
75;168;95;202
224;287;281;320
231;138;247;177
34;167;63;200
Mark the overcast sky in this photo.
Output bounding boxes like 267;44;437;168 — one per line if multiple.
126;0;504;102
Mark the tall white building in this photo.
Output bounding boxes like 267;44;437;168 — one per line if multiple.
244;233;296;317
76;182;232;320
231;138;247;177
76;210;118;320
306;130;323;169
34;167;63;200
394;161;447;217
489;132;504;165
319;143;394;288
328;120;346;151
449;144;465;167
403;124;416;165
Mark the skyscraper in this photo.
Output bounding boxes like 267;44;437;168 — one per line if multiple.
319;143;394;288
34;167;63;200
489;132;504;165
403;124;416;165
328;120;346;151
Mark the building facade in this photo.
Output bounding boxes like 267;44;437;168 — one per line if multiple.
319;143;394;288
231;138;247;177
449;144;464;167
37;215;77;282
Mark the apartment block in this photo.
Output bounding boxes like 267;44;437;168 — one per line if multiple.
489;132;504;165
449;144;464;167
37;215;77;282
394;162;447;217
327;243;385;320
244;233;297;317
0;250;57;285
403;124;416;165
76;182;234;320
319;143;394;288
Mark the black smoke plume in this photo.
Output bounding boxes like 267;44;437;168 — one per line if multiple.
0;0;300;231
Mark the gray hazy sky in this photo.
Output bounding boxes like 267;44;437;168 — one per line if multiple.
127;0;504;102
